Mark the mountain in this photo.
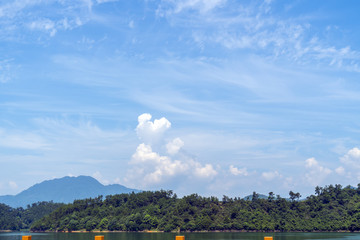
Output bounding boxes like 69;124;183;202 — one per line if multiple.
0;176;140;208
243;193;268;200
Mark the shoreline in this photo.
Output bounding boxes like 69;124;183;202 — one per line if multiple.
27;230;360;233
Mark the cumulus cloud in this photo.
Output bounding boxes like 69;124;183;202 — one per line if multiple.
334;147;360;180
166;137;184;155
194;163;217;178
136;113;171;144
335;166;345;175
229;165;248;176
262;170;281;181
130;143;215;185
340;147;360;168
130;142;217;185
305;157;332;186
132;143;189;184
127;113;217;187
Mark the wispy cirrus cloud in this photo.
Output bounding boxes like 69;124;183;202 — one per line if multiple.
0;0;106;40
157;0;360;72
0;59;16;83
0;129;49;150
157;0;226;16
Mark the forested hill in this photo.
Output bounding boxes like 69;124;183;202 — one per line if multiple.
0;201;64;230
32;184;360;232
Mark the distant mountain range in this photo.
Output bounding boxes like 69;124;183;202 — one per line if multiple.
0;176;140;208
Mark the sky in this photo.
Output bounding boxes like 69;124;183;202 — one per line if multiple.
1;0;360;199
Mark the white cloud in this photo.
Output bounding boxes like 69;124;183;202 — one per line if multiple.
283;177;295;189
0;181;18;194
0;0;42;19
174;0;226;13
261;170;281;181
158;0;360;72
130;143;189;184
166;137;184;155
128;20;134;28
159;0;226;15
335;166;345;175
304;157;332;186
130;142;217;185
96;0;118;3
8;181;18;189
229;165;248;176
0;128;49;150
0;59;14;83
194;163;217;178
340;147;360;168
131;143;165;164
127;113;217;187
0;1;98;41
92;171;110;185
335;147;360;181
136;113;171;144
305;157;317;168
26;16;89;37
28;18;57;36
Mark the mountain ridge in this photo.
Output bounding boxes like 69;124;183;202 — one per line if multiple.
0;175;140;208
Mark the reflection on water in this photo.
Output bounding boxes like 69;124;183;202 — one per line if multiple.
1;232;360;240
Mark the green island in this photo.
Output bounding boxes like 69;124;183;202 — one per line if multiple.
2;184;360;232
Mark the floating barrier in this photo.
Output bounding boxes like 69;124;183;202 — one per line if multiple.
22;234;272;240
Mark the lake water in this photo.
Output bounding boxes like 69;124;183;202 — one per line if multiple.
1;232;360;240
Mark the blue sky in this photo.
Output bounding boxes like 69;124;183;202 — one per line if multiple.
1;0;360;199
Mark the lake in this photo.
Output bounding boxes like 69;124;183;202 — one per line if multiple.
1;232;360;240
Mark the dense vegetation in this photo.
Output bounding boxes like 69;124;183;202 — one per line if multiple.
31;184;360;232
0;201;64;230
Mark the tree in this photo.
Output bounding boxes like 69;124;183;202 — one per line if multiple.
252;192;259;201
268;192;275;201
289;191;301;201
99;217;109;230
315;186;322;196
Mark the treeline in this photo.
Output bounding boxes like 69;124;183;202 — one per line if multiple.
0;201;64;230
31;184;360;232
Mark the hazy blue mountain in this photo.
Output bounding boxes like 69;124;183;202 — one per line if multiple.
243;193;268;200
0;176;140;208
